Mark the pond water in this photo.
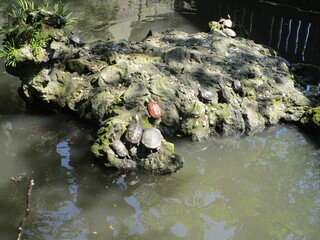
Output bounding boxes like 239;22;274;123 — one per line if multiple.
65;0;320;65
1;115;320;239
0;0;320;239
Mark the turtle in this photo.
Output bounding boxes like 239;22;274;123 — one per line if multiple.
111;140;129;158
219;15;233;28
200;89;213;101
223;19;233;28
141;127;163;151
223;28;236;37
219;86;231;103
233;80;242;93
70;32;84;47
125;121;143;145
147;102;162;119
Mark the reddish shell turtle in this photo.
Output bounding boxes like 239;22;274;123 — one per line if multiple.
147;102;162;119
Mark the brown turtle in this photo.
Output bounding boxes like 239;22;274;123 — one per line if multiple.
111;140;129;158
125;121;143;145
218;83;231;103
233;80;242;93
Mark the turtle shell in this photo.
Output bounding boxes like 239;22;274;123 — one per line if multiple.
223;28;236;37
141;127;163;150
200;89;213;101
233;80;242;92
70;33;83;47
219;87;231;103
125;123;143;144
111;140;129;158
223;19;233;28
147;102;162;119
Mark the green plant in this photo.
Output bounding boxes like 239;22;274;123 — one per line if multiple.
16;0;35;11
1;38;19;67
29;30;51;55
233;24;251;39
8;0;77;26
41;0;51;11
1;0;76;67
53;2;78;26
8;0;35;23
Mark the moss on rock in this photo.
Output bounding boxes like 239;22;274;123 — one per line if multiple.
300;107;320;133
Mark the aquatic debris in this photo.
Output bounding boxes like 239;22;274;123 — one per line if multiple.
108;225;114;231
17;179;35;240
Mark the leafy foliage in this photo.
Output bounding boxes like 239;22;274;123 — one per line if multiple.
30;31;51;56
52;1;78;26
233;24;251;39
8;0;77;25
1;38;19;67
8;0;35;24
1;0;77;67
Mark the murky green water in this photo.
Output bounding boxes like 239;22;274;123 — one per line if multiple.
0;0;320;239
1;117;320;239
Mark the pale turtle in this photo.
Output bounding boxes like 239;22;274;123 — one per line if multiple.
141;127;163;150
223;19;233;28
233;80;242;93
223;28;236;37
200;89;213;101
219;15;233;28
111;140;129;158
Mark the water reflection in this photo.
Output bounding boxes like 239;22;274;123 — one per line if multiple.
25;140;87;239
1;120;319;239
48;0;320;65
1;0;319;64
48;125;320;239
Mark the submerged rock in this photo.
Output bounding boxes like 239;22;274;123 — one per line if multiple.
2;9;314;174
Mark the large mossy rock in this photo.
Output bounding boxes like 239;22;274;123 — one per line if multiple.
3;10;314;174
